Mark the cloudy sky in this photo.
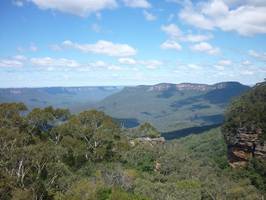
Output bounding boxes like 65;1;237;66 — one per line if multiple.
0;0;266;87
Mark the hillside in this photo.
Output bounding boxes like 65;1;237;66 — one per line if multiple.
222;81;266;191
0;86;122;112
0;103;264;199
97;82;250;132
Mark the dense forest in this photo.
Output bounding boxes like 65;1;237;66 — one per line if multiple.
0;82;266;200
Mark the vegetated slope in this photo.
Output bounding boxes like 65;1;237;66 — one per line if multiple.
0;103;263;200
222;81;266;191
0;86;122;112
97;82;250;132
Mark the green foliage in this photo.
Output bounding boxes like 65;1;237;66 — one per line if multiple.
222;81;266;143
0;103;264;199
138;123;160;138
0;103;27;130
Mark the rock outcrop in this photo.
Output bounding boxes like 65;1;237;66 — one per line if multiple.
228;128;266;168
222;81;266;168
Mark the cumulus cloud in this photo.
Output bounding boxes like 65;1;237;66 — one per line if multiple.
248;50;266;62
161;23;213;43
61;40;137;57
118;58;163;69
218;59;232;66
13;55;27;61
161;24;182;38
242;60;251;65
160;40;182;51
178;0;266;36
27;0;117;17
182;34;213;43
0;59;24;68
118;58;137;65
30;57;81;68
240;70;254;75
123;0;151;8
0;55;27;68
143;10;156;21
214;65;225;71
16;43;38;53
142;60;163;69
190;42;220;55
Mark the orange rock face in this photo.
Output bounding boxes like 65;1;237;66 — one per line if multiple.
228;128;266;168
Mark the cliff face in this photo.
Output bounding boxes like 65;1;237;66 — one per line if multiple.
228;128;266;168
222;81;266;168
148;82;247;92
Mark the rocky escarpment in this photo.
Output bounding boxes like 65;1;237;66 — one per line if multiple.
148;81;248;92
227;128;266;168
222;81;266;168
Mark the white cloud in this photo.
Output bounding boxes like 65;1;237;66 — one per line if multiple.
161;24;182;38
31;57;81;68
16;43;38;53
123;0;151;8
107;65;123;71
0;59;24;68
28;0;117;17
179;0;266;36
160;40;182;51
61;40;137;57
190;42;220;55
180;8;214;30
0;55;27;68
143;10;156;21
214;65;225;71
13;55;27;61
181;33;213;42
161;24;212;43
241;70;254;75
218;59;232;65
248;50;266;62
118;58;137;65
118;58;163;69
187;64;202;70
77;60;124;71
242;60;251;65
141;60;163;69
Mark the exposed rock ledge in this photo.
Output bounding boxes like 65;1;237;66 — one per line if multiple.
228;128;266;168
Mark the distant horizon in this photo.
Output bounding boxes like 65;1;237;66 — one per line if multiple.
0;80;257;89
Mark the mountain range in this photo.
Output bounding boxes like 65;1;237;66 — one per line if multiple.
0;82;250;132
96;82;250;132
0;86;122;112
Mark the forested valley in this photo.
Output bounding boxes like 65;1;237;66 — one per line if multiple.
0;81;266;200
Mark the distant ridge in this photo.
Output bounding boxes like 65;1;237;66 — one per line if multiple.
96;81;250;132
0;86;123;112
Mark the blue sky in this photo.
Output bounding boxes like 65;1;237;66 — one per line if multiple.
0;0;266;87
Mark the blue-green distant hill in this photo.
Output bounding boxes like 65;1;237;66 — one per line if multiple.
0;82;249;132
96;82;250;132
0;86;123;112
